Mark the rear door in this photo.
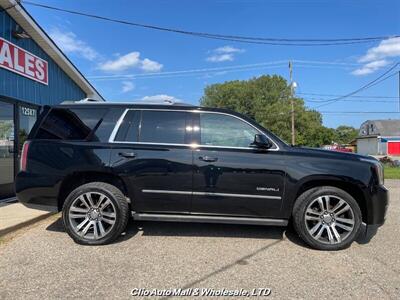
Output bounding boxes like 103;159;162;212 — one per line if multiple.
191;112;285;218
109;109;193;214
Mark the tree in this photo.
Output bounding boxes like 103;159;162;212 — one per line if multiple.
200;75;334;147
334;125;358;145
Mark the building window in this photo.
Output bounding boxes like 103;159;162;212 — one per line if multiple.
18;105;37;154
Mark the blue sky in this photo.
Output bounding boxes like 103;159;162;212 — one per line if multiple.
24;0;400;128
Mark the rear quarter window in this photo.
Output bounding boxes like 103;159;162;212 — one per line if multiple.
35;108;107;141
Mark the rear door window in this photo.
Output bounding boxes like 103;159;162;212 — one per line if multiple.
139;111;188;144
35;108;106;140
114;110;189;144
114;110;141;142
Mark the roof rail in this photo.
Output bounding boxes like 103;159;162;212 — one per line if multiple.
59;98;195;106
60;98;102;104
131;98;194;106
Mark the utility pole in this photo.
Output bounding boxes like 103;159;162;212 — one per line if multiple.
289;61;295;145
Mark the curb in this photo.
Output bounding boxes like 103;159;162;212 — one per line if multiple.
0;212;55;237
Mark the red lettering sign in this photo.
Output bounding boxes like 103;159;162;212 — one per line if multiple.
0;37;48;85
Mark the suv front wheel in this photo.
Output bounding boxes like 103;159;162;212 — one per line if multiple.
62;182;129;245
292;186;362;251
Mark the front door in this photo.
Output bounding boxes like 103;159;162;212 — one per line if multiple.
0;100;15;199
110;109;193;214
191;112;286;218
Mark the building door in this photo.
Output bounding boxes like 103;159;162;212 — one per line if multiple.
17;104;38;172
388;141;400;155
0;100;15;199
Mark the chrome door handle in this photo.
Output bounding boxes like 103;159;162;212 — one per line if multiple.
199;156;218;162
118;152;136;158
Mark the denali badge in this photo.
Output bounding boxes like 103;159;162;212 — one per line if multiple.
257;187;280;192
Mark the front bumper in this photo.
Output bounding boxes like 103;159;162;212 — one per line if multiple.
365;184;389;226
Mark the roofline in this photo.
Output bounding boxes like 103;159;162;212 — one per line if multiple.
0;0;104;101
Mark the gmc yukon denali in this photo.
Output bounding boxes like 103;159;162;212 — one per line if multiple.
15;102;388;250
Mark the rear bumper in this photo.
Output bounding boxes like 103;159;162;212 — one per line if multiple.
15;172;59;212
365;184;389;226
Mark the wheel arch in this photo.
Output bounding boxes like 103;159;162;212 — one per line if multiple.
57;171;129;211
293;177;368;223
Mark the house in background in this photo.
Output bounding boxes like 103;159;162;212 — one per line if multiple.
357;120;400;156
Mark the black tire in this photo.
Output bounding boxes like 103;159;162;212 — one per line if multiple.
292;186;362;251
62;182;129;245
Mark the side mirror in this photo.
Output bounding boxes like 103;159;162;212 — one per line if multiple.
251;134;273;149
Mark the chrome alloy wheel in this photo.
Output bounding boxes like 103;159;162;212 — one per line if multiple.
304;195;355;245
68;192;117;240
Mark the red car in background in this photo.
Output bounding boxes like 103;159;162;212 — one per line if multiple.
323;144;353;153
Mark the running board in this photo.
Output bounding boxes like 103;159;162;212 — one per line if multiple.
132;213;288;226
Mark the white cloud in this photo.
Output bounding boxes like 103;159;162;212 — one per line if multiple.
141;58;163;72
359;37;400;63
122;81;135;93
352;37;400;75
98;52;163;72
49;28;98;61
352;60;390;76
214;46;244;53
139;94;182;103
99;52;141;72
206;53;235;62
206;45;245;63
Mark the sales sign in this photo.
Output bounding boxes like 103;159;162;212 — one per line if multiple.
0;37;48;85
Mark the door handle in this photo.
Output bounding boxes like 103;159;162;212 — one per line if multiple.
118;152;136;158
199;156;218;162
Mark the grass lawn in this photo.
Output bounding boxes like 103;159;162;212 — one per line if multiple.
384;165;400;179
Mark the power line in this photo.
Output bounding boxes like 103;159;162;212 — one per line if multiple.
305;98;397;103
320;111;400;114
88;61;288;81
298;92;398;99
87;60;361;81
313;64;400;108
22;1;400;46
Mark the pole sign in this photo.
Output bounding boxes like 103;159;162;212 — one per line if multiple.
0;37;48;85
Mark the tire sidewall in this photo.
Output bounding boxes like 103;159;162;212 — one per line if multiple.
62;184;125;245
293;187;362;251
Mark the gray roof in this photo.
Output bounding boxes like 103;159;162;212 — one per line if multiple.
359;119;400;137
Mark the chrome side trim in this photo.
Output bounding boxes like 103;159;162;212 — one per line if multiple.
194;192;281;200
132;213;288;226
142;189;191;195
108;108;280;151
142;189;281;200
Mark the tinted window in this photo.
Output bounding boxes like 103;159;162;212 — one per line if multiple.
115;110;140;142
200;113;258;147
95;108;126;142
140;111;187;144
36;108;106;140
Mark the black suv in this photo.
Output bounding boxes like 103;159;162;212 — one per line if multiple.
16;102;388;250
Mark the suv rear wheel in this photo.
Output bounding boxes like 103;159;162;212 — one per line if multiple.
62;182;129;245
292;186;362;251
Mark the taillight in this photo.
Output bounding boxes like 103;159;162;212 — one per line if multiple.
20;141;30;172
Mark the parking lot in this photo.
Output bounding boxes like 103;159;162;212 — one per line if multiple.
0;180;399;299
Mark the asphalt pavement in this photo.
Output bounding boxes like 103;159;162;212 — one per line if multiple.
0;180;399;299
